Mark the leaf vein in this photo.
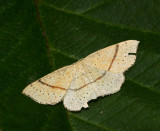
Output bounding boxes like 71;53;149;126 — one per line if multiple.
69;113;115;131
43;1;160;36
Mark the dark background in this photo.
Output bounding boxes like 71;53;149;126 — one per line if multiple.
0;0;160;130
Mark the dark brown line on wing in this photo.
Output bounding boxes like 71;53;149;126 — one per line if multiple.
108;44;119;71
38;79;66;90
71;45;119;90
38;45;119;91
73;71;107;91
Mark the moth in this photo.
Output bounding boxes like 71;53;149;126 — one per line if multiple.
22;40;139;111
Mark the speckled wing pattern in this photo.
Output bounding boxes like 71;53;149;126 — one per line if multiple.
22;40;139;111
22;65;74;105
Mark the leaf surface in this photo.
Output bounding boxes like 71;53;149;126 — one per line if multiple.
0;0;160;130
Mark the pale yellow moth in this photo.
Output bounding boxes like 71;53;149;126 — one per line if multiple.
22;40;139;111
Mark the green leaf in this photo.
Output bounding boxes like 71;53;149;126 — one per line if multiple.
0;0;160;130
